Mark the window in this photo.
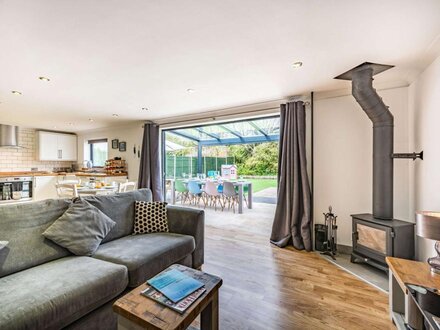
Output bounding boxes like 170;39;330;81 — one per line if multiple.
88;139;108;167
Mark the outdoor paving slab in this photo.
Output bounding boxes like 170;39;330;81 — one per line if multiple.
253;187;277;197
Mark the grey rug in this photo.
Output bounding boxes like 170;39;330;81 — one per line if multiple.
317;252;388;292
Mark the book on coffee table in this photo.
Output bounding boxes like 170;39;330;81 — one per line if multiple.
147;268;204;303
141;285;206;314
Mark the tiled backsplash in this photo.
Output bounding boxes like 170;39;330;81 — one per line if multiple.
0;128;75;172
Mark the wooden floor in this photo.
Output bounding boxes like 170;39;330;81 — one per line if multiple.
197;203;394;330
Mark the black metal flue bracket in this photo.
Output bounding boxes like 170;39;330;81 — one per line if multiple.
392;151;423;161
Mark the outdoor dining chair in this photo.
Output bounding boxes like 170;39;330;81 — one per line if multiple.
175;179;189;204
204;181;223;211
187;180;206;208
235;184;248;207
222;181;239;213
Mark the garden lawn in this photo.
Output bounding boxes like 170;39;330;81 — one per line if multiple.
246;178;277;194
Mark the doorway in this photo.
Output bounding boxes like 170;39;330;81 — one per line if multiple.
161;116;280;217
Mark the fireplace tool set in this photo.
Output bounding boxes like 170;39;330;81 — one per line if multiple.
321;206;338;260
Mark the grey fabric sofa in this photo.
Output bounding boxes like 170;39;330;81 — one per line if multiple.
0;189;204;330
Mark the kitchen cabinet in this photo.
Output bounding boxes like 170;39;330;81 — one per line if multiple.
36;131;77;161
33;176;58;201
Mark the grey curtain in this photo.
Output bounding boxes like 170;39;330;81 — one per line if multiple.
138;123;163;201
270;101;312;251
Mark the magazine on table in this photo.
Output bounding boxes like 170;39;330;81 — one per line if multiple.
141;285;206;314
147;268;204;303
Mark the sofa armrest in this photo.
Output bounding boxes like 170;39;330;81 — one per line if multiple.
167;206;204;268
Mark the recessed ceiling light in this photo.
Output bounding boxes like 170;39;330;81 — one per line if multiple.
11;90;22;95
292;61;303;68
38;76;50;82
186;88;195;94
53;126;57;129
112;114;119;118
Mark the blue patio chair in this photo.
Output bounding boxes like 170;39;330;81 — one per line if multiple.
187;180;206;208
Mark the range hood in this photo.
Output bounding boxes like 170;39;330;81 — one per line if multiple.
0;124;20;148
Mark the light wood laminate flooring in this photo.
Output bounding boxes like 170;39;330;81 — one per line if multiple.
197;203;394;330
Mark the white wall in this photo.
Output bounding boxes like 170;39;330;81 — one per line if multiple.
76;122;144;182
314;87;410;246
408;55;440;261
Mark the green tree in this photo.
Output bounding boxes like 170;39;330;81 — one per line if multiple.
227;144;253;174
227;142;278;176
244;142;278;175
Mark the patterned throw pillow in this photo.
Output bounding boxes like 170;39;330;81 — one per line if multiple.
133;201;169;234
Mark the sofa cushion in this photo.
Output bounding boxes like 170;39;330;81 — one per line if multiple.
0;199;72;278
92;233;195;287
43;199;116;256
0;256;128;330
0;241;8;250
133;201;169;234
84;189;152;243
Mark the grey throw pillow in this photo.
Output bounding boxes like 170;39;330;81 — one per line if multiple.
42;199;116;256
0;241;9;250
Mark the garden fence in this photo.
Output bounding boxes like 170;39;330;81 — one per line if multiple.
165;155;235;178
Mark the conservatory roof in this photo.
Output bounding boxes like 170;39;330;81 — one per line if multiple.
167;116;280;146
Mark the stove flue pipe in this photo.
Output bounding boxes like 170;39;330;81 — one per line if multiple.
335;62;396;220
351;66;394;220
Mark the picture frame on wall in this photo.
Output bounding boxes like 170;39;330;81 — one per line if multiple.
112;139;119;149
119;141;127;152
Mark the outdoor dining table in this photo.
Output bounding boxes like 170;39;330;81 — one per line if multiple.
165;179;252;214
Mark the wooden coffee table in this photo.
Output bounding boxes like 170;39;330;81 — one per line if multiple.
113;264;222;330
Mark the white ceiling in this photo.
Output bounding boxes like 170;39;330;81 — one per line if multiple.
0;0;439;132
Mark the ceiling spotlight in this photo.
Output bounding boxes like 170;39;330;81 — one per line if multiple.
141;107;149;111
38;76;50;82
11;90;22;95
186;88;195;94
292;61;303;68
88;118;94;122
112;114;119;118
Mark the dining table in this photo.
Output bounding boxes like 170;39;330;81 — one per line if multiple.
165;179;252;214
76;185;118;196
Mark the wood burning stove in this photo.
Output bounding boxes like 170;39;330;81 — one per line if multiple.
351;214;414;272
334;62;421;272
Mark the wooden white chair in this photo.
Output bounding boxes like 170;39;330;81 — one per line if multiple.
118;181;137;193
55;183;78;198
57;175;81;185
